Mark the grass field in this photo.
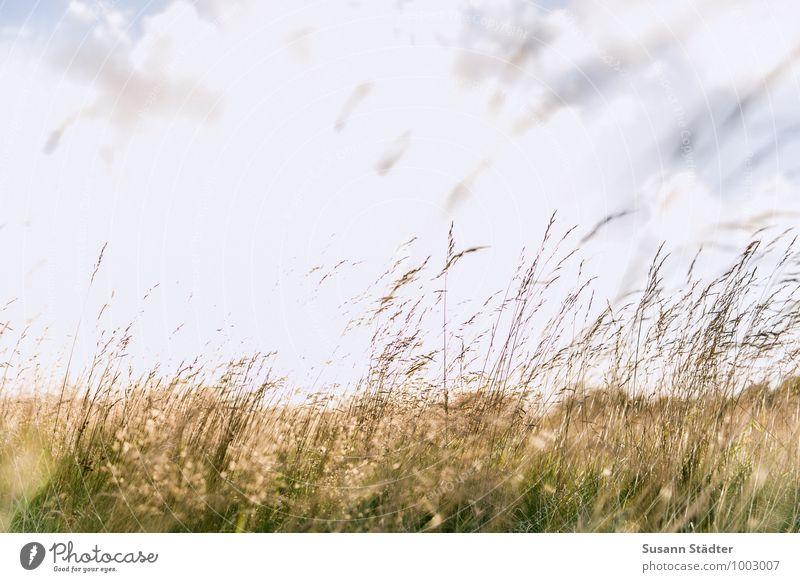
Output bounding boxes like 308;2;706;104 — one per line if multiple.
2;222;800;532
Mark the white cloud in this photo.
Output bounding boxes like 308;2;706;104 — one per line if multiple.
67;1;97;22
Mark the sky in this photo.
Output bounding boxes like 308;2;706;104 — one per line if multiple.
1;0;800;389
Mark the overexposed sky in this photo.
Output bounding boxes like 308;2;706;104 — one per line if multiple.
2;0;800;387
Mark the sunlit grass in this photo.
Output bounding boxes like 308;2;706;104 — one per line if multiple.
2;219;800;532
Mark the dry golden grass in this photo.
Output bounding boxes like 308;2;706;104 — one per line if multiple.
2;218;800;532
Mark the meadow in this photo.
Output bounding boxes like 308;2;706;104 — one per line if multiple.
2;221;800;532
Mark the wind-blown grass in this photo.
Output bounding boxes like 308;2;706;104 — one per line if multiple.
2;220;800;532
